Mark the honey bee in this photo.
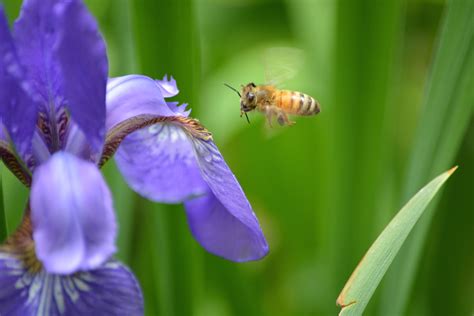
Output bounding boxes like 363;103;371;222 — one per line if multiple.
225;83;320;126
225;47;320;126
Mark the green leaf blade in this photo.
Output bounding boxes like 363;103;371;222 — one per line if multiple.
382;1;474;313
0;167;6;242
337;166;457;316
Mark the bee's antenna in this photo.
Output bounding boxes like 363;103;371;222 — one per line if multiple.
226;83;250;124
240;110;251;124
244;112;250;124
224;83;241;97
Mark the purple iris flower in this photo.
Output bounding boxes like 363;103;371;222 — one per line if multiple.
1;0;267;314
0;0;142;314
106;75;269;262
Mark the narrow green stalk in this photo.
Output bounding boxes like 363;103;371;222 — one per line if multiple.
381;1;474;314
130;0;203;314
101;161;136;264
92;0;139;266
323;1;404;313
0;166;7;242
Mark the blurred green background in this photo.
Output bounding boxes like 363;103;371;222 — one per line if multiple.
2;0;473;315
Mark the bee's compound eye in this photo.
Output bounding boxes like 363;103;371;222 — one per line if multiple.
247;92;255;102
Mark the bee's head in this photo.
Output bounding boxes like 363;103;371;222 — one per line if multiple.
224;82;257;123
240;83;258;115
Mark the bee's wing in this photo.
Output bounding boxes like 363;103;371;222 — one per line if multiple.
263;47;305;87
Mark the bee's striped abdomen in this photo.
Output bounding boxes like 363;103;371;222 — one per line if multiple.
276;90;320;116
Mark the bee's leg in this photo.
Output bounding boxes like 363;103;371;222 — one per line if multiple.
263;106;275;127
276;110;295;126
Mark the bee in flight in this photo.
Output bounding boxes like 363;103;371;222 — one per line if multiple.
225;82;320;126
225;47;320;126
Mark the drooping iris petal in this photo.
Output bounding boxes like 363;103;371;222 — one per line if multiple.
187;137;269;261
0;8;36;157
0;253;143;316
106;73;267;261
115;122;208;203
185;190;269;261
30;151;116;274
54;0;108;154
115;117;268;261
106;75;176;131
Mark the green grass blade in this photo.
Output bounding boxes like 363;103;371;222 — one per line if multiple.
130;0;202;315
86;0;138;267
402;2;473;191
381;1;474;313
320;1;404;313
101;161;136;264
0;166;7;242
337;167;457;316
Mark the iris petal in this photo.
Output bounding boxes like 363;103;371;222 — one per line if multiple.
0;7;36;158
106;75;176;131
106;73;268;261
13;0;107;155
55;0;108;155
185;190;269;261
115;122;208;203
155;74;179;98
30;151;116;274
13;0;63;113
0;253;143;316
188;138;269;261
0;121;4;142
115;117;268;261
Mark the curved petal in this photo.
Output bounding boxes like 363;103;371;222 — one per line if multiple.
115;114;268;261
30;151;116;274
54;0;108;154
115;122;208;203
187;137;269;261
156;74;179;98
185;190;269;261
0;254;143;316
0;8;36;158
106;75;176;131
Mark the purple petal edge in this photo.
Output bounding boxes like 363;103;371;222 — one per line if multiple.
0;7;36;158
106;75;176;132
185;190;269;261
156;74;179;98
189;138;269;261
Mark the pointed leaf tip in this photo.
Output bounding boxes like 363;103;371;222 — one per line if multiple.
336;166;457;315
447;165;458;175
